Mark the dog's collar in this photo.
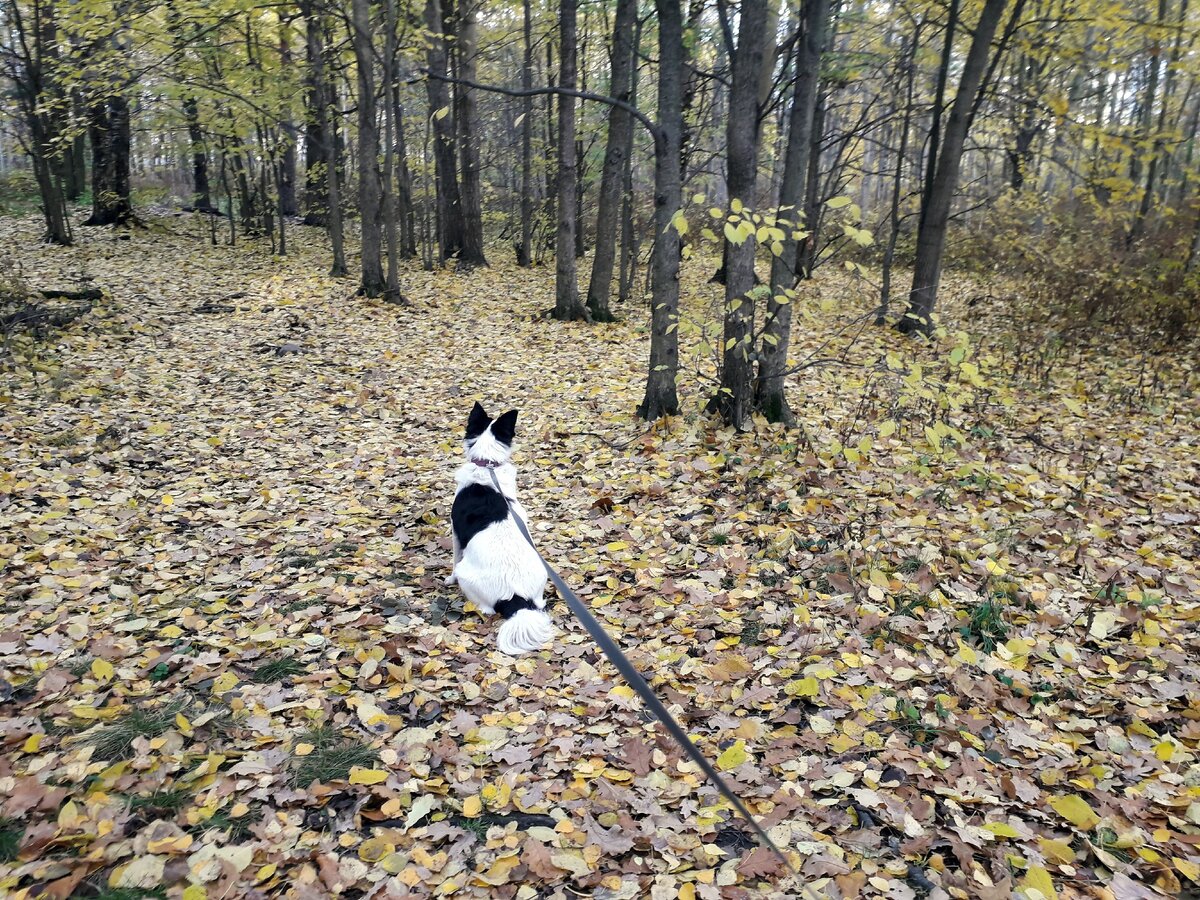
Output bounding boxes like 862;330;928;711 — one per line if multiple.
472;459;502;469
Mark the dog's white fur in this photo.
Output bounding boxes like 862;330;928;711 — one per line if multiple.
448;425;555;655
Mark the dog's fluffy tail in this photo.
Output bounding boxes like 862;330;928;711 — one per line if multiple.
497;608;556;655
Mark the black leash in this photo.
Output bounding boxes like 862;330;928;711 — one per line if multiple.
486;468;792;871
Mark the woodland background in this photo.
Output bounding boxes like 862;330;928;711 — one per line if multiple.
1;0;1200;898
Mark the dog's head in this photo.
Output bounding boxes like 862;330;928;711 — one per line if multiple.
464;401;518;465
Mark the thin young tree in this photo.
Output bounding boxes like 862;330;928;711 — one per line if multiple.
585;0;637;321
755;0;831;424
517;0;535;266
638;0;684;419
351;0;386;296
711;0;769;429
424;0;464;262
456;0;488;267
898;0;1010;334
553;0;589;320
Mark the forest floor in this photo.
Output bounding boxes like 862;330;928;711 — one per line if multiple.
0;212;1198;900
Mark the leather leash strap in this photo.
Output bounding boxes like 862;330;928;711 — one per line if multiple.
486;468;792;870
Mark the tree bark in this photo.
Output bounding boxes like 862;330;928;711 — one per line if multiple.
711;0;769;429
351;0;385;295
553;0;588;320
183;96;213;210
424;0;464;262
756;0;831;424
85;94;133;226
899;0;1009;334
517;0;535;266
585;0;636;321
456;0;488;266
302;1;329;225
638;0;684;419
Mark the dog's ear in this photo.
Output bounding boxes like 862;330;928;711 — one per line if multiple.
491;409;518;445
466;401;491;439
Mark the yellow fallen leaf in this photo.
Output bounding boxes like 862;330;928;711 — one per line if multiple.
786;677;819;697
211;672;238;693
462;796;483;817
1020;865;1058;900
716;740;748;771
1174;857;1200;883
182;885;207;900
23;734;43;753
609;685;635;700
1048;794;1099;831
294;742;315;756
91;658;115;681
348;767;389;785
1037;838;1075;865
983;822;1020;838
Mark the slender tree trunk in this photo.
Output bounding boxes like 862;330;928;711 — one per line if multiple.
899;0;1009;334
424;0;464;262
756;0;831;424
16;0;72;244
921;0;960;230
456;0;488;266
395;97;417;258
351;0;385;295
879;27;919;322
517;0;534;266
711;0;769;429
553;0;588;320
66;91;86;202
85;95;132;226
302;1;329;225
618;18;642;304
1127;0;1169;246
638;0;684;419
796;90;826;277
183;97;213;210
585;0;636;321
382;0;404;299
277;24;299;217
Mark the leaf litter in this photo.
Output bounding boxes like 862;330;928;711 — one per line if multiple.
0;213;1198;899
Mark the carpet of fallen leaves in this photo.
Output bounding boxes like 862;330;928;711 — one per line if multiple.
1;212;1198;900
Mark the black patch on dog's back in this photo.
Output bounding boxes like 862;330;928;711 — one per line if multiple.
452;483;508;548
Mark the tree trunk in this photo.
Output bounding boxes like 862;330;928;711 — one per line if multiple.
424;0;464;262
456;0;488;266
517;0;535;266
879;27;919;322
553;0;588;320
183;96;213;210
585;0;636;322
395;97;417;258
899;0;1009;335
351;0;386;296
711;0;769;429
302;1;329;225
382;0;404;300
618;17;642;304
756;0;831;425
638;0;684;419
919;0;960;234
85;95;133;226
66;91;86;202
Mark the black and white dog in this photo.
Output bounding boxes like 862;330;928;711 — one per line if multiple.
446;402;555;655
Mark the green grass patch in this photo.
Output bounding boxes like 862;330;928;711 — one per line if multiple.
960;598;1009;652
89;701;187;760
0;817;24;863
127;788;190;813
288;727;378;788
250;657;306;683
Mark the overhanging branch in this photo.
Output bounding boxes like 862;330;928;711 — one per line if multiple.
417;68;662;145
